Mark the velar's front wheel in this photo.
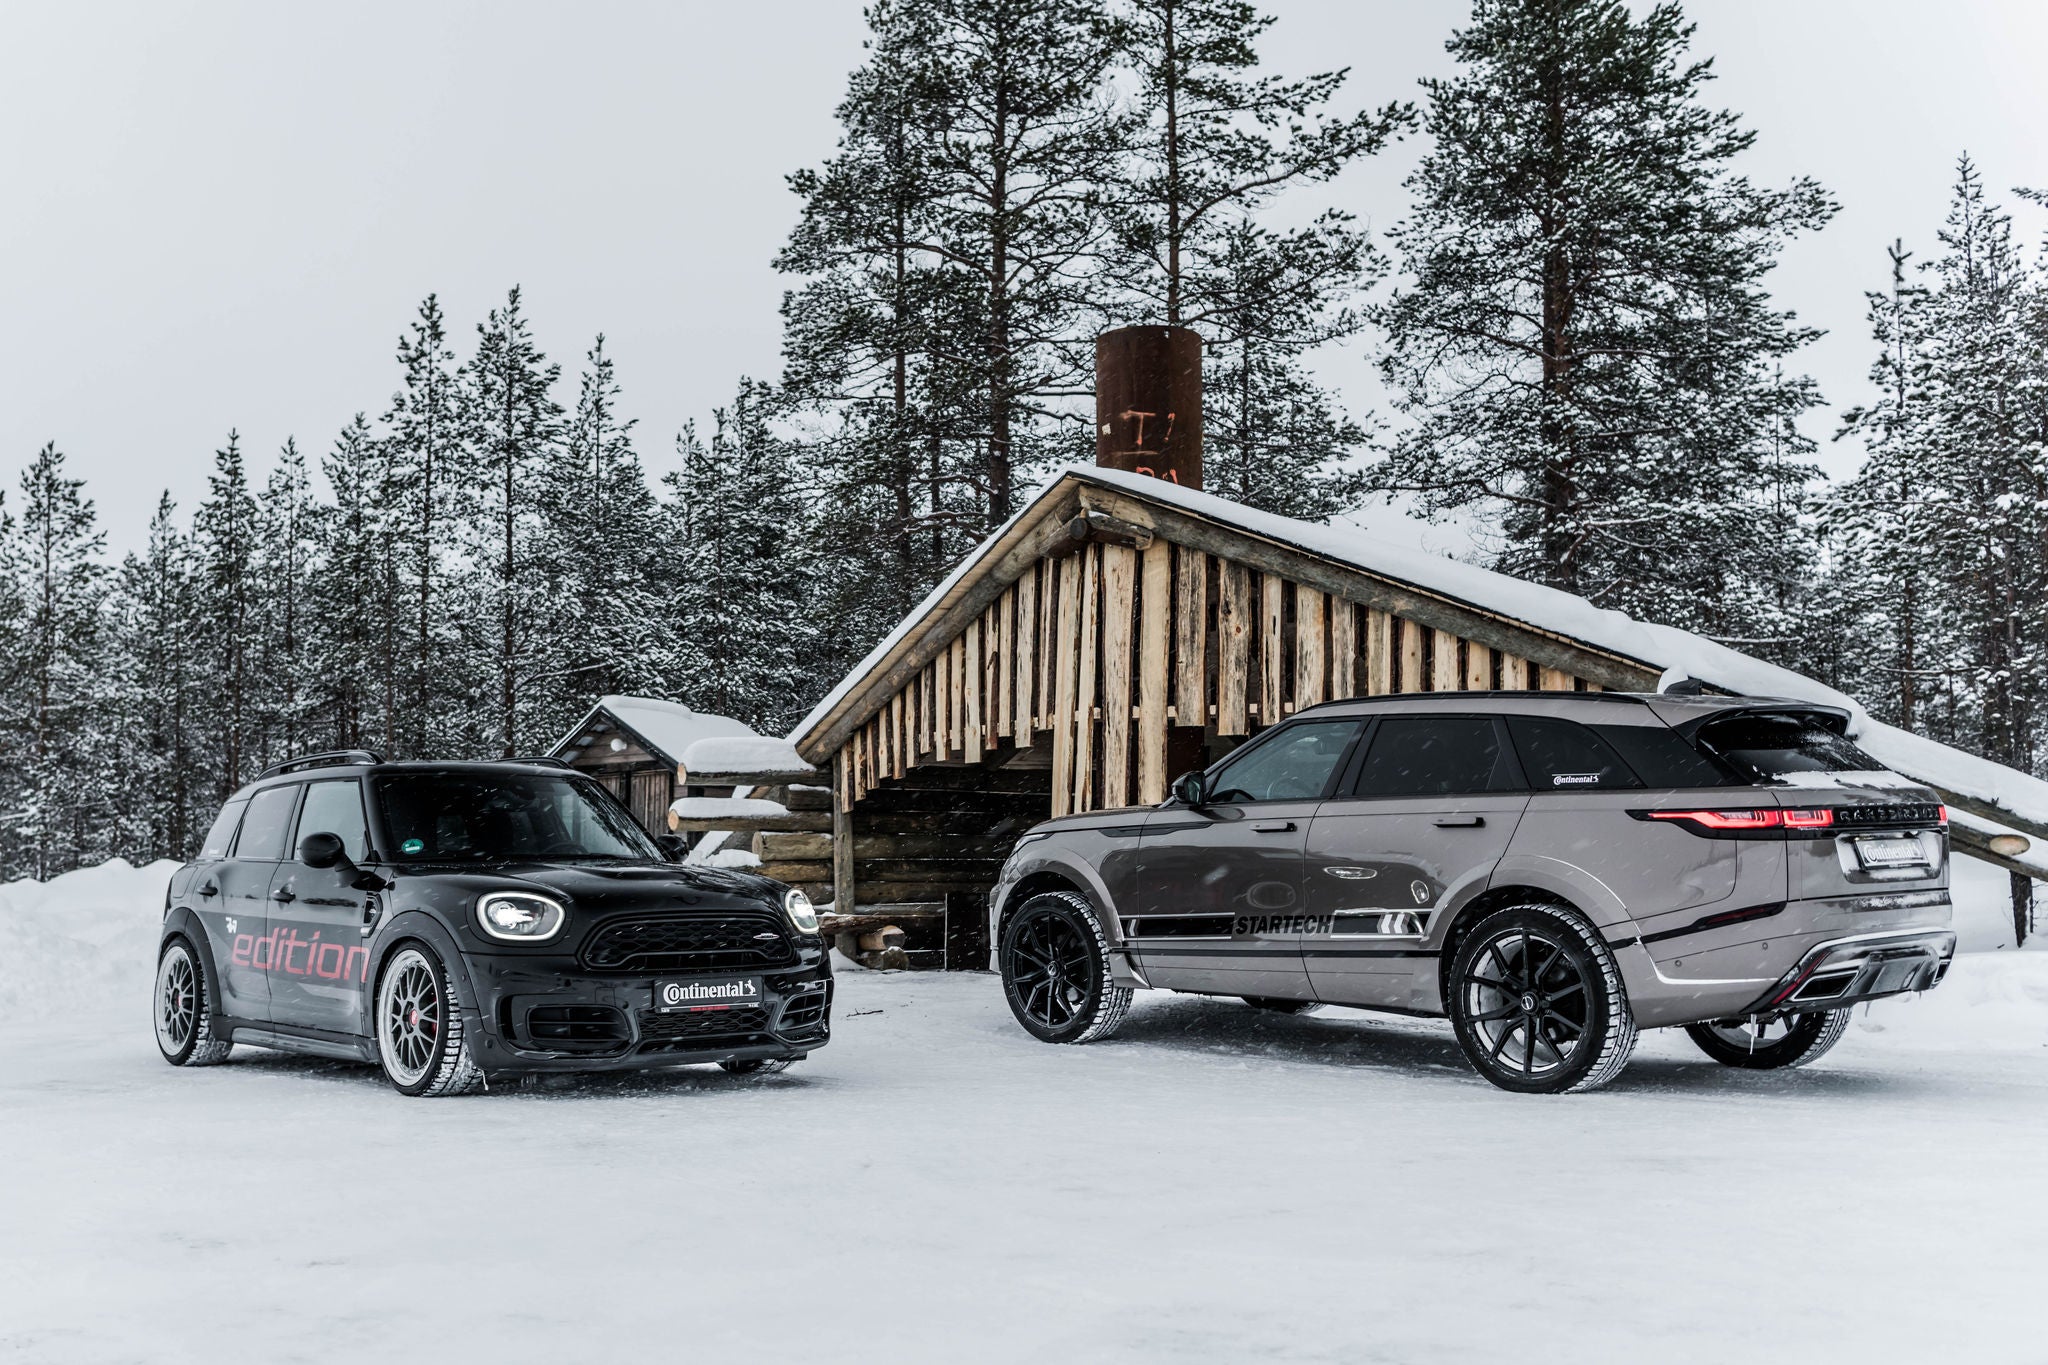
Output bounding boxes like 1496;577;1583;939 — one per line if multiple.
1447;904;1637;1094
999;892;1133;1044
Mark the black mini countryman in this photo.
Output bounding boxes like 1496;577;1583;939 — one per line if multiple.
153;751;832;1095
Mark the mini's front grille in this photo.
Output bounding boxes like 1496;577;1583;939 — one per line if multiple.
636;1005;772;1054
1834;803;1944;829
583;913;796;973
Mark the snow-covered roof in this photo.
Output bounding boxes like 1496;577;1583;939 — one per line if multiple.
791;464;2048;837
680;735;813;778
554;694;755;766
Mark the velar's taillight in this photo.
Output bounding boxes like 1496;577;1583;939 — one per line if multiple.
1639;807;1834;836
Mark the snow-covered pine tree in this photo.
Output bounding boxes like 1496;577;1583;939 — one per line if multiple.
309;413;400;751
3;445;109;878
380;295;469;758
192;432;261;802
1375;0;1834;642
658;381;819;734
249;439;316;769
464;286;565;757
108;494;207;861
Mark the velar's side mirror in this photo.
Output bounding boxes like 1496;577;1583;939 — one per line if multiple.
1170;771;1209;807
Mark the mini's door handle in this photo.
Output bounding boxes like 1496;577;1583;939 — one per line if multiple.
1433;816;1485;828
1251;821;1297;833
197;882;218;897
271;886;296;903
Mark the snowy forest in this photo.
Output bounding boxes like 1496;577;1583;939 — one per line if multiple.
4;0;2046;880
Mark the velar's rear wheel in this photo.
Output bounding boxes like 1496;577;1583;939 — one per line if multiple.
1447;904;1637;1094
1685;1010;1851;1069
375;944;483;1097
1242;996;1321;1015
999;892;1133;1044
155;938;233;1067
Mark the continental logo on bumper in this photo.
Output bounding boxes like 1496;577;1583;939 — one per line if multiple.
657;980;761;1007
1233;915;1335;937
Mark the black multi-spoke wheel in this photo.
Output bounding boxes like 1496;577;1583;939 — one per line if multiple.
719;1056;798;1075
1685;1010;1850;1070
1448;905;1636;1094
374;944;483;1097
1242;997;1321;1015
999;892;1132;1044
154;938;232;1067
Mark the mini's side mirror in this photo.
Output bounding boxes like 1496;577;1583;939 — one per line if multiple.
301;832;347;869
1171;771;1209;807
655;833;688;862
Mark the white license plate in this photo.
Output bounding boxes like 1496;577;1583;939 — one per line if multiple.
652;976;763;1011
1855;837;1929;868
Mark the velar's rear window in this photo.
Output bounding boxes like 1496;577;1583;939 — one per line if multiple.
1693;713;1883;781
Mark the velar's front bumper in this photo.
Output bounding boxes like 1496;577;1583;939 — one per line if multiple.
462;952;834;1072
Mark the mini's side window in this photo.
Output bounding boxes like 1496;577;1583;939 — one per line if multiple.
232;785;301;861
197;798;249;861
1207;720;1365;803
1507;717;1643;791
294;779;369;862
1350;716;1517;797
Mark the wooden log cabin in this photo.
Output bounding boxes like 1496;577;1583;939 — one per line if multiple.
551;695;758;834
790;327;2048;965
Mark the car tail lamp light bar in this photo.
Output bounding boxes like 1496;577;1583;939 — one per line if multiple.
1630;805;1947;839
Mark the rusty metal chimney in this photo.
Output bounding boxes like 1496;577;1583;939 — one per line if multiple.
1095;326;1201;490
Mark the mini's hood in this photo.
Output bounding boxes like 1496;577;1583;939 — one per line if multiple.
392;859;785;913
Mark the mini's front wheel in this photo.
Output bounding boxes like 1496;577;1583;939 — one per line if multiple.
1685;1010;1850;1069
375;945;483;1097
1447;905;1637;1094
999;892;1133;1044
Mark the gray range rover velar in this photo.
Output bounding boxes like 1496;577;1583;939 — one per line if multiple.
990;692;1955;1093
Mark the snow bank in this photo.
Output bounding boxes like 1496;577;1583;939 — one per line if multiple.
680;735;813;777
0;859;178;1022
669;797;788;820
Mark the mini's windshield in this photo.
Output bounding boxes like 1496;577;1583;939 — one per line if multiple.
373;771;661;863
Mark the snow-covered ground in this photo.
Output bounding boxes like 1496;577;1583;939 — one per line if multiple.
3;863;2045;1363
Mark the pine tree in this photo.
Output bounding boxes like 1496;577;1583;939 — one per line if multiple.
108;494;206;861
193;433;260;799
251;438;316;767
310;413;399;750
1375;0;1835;639
3;445;108;878
465;286;565;756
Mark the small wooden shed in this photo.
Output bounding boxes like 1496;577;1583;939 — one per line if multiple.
551;695;757;834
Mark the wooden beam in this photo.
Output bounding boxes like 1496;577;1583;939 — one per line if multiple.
996;587;1015;740
1539;664;1573;691
1014;570;1037;745
1137;538;1172;804
1330;599;1358;701
1051;554;1079;816
963;617;984;765
1432;628;1461;692
1260;573;1285;725
1036;558;1056;731
1218;560;1251;735
1398;617;1424;693
832;748;854;910
1295;585;1326;709
1173;545;1208;724
1366;608;1392;696
1101;544;1137;808
1074;545;1102;812
668;812;835;834
1500;652;1531;690
1465;641;1493;692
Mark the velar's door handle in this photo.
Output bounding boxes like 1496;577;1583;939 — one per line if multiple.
1433;816;1485;828
1251;821;1297;833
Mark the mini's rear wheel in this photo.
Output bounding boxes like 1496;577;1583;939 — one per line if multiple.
155;939;232;1067
1685;1010;1850;1069
375;945;483;1097
719;1056;797;1075
999;892;1133;1044
1447;905;1637;1094
1242;996;1320;1015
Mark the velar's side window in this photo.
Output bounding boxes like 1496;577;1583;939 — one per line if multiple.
1206;720;1365;803
196;798;249;861
232;785;301;861
1350;716;1517;797
1506;717;1643;791
295;779;370;862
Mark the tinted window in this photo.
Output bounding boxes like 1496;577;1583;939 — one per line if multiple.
1594;724;1735;788
374;771;660;862
1207;721;1363;803
1508;718;1641;791
1696;713;1882;780
295;780;369;862
233;785;301;861
197;798;249;861
1352;716;1516;797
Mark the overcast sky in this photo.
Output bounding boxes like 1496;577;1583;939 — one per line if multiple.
4;0;2045;554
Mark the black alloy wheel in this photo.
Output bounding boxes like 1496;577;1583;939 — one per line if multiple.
999;892;1133;1044
1448;905;1637;1094
1685;1009;1852;1069
1242;997;1321;1015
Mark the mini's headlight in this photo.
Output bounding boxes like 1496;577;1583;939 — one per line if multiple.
783;888;820;934
474;891;566;942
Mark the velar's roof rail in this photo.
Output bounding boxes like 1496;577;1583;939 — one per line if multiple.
256;749;385;779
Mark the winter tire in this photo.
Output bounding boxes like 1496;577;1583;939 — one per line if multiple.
155;938;233;1067
719;1056;797;1075
1000;891;1133;1044
1448;904;1637;1094
1242;996;1321;1015
1685;1010;1851;1069
375;944;484;1097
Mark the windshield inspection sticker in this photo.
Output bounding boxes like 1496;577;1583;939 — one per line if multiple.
401;838;426;854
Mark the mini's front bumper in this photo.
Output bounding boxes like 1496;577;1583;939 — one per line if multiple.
462;949;834;1073
1738;928;1956;1016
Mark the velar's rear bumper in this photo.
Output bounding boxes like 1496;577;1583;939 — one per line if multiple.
1738;928;1956;1015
